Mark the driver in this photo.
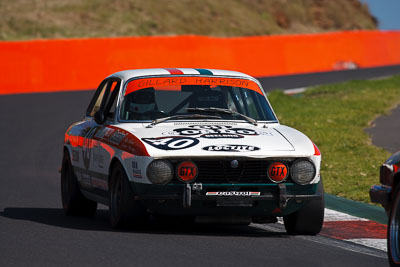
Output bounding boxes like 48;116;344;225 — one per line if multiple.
128;87;156;112
124;87;157;119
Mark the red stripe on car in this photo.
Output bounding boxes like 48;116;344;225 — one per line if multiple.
165;68;184;75
95;126;150;157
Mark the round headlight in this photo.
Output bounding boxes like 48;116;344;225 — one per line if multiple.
147;160;174;184
290;159;316;185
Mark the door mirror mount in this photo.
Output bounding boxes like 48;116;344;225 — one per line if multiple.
94;111;105;124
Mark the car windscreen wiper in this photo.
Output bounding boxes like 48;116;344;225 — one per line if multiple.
186;107;258;126
146;114;222;128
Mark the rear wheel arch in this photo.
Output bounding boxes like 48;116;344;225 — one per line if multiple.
63;146;72;161
61;148;97;216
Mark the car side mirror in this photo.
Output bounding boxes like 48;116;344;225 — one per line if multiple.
94;111;105;124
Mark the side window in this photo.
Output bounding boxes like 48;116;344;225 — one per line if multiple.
228;87;246;114
104;81;121;120
86;80;109;117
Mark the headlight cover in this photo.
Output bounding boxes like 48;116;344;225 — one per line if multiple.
290;159;316;185
147;160;174;184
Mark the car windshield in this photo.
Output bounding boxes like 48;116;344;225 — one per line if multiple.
120;76;277;122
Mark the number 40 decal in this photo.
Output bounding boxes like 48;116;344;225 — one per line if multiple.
142;137;199;150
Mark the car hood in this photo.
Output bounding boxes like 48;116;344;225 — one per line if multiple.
117;122;315;158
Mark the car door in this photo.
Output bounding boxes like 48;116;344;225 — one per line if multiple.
78;77;122;199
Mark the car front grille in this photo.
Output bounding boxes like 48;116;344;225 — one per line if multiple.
173;159;274;183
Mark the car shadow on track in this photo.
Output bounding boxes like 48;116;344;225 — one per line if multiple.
0;207;289;238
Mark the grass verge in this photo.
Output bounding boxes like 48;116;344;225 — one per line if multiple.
267;75;400;203
0;0;376;40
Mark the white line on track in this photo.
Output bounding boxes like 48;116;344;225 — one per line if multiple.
347;239;387;252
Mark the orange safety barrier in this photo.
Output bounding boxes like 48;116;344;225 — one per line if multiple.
1;30;400;95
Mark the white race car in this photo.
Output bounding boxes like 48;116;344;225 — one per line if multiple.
61;68;324;234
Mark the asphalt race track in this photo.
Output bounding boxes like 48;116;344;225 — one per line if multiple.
366;104;400;153
259;64;400;91
0;81;392;266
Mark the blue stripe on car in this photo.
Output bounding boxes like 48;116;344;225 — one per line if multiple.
195;69;213;75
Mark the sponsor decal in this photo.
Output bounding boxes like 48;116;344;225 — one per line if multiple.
202;145;260;152
161;125;271;139
200;133;243;139
142;137;199;150
177;161;198;182
133;170;142;178
259;132;274;136
119;136;137;152
131;161;142;178
173;126;258;136
91;177;108;190
206;191;260;196
125;77;262;95
108;131;126;145
189;125;232;129
268;162;288;182
94;127;113;139
173;122;237;126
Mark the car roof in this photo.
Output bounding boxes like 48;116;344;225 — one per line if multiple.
108;68;254;80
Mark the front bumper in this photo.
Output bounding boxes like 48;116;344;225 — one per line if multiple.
370;184;391;205
132;182;322;217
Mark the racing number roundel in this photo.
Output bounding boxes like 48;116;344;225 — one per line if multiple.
177;161;198;183
268;162;288;183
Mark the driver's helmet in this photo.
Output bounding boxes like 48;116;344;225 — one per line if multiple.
127;87;156;113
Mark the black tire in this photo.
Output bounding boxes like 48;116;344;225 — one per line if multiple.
61;150;97;216
388;185;400;266
109;163;147;229
283;180;325;235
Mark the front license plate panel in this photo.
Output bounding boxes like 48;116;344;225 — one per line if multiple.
206;191;260;196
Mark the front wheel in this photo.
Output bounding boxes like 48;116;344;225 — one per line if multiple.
283;180;325;235
388;185;400;266
61;150;97;216
109;163;147;229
